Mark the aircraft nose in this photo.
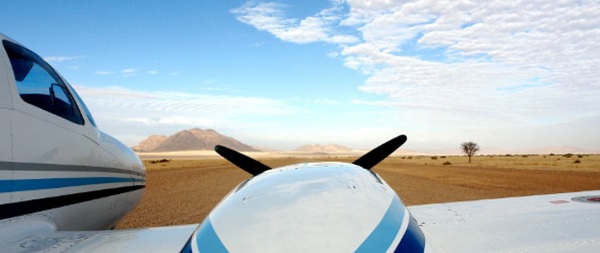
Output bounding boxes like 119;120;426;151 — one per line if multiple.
130;156;146;186
96;131;146;179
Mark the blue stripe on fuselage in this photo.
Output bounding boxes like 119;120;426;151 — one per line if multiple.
194;219;229;253
355;196;406;253
0;177;145;193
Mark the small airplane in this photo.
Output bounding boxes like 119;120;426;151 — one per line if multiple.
1;33;599;252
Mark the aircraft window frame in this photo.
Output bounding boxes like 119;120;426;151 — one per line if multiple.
3;40;84;125
70;82;97;127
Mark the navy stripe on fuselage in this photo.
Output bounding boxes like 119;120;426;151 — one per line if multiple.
393;215;425;253
0;185;144;220
0;177;145;193
0;161;143;176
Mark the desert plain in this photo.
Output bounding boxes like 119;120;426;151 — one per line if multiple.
117;152;600;229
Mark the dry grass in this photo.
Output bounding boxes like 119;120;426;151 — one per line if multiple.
394;154;600;172
117;154;600;229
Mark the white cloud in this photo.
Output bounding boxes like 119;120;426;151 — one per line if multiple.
120;68;136;75
314;98;340;105
76;86;295;117
94;70;114;75
97;69;161;76
231;1;359;44
121;68;136;73
340;0;404;26
73;85;302;145
118;68;137;77
342;1;600;120
44;56;79;63
230;0;600;150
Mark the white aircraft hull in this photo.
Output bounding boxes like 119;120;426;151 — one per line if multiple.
0;33;146;249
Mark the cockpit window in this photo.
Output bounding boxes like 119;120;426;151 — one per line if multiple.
70;84;97;127
3;40;84;125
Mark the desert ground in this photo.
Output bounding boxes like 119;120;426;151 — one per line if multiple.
117;153;600;229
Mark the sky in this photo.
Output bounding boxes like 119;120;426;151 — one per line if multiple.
1;0;599;153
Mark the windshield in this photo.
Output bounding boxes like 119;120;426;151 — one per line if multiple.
3;40;85;125
68;82;97;127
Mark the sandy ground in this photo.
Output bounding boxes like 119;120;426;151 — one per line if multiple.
117;156;600;229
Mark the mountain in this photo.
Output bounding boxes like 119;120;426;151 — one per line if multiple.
518;146;597;154
133;128;257;152
293;144;353;153
132;135;168;152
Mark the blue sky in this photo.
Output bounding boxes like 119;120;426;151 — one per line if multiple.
1;0;599;153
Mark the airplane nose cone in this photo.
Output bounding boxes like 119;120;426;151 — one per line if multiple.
97;130;146;177
187;163;411;252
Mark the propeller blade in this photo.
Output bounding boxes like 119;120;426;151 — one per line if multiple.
353;135;407;170
214;145;271;176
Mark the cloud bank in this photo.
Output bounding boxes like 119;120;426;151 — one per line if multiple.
75;86;300;146
231;0;600;150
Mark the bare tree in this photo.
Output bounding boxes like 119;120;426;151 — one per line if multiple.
461;141;480;163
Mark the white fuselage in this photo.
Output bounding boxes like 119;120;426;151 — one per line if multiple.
0;34;145;233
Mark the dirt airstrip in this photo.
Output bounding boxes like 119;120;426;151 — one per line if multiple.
117;156;600;229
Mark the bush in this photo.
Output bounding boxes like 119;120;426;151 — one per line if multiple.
577;155;583;158
563;153;573;158
150;159;170;164
440;156;446;158
443;161;452;165
431;156;438;160
574;159;581;164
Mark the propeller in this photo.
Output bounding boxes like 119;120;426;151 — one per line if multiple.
214;145;271;176
215;134;407;175
352;134;407;170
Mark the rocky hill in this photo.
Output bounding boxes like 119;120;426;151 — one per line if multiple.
293;144;353;153
133;128;257;152
132;135;168;152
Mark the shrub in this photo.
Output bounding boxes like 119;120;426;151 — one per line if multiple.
443;161;452;165
577;155;583;158
563;153;573;158
431;156;438;160
150;159;170;164
574;159;581;164
440;156;446;158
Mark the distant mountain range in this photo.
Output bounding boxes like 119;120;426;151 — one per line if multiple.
132;128;599;154
132;128;257;152
293;144;353;153
132;128;358;153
